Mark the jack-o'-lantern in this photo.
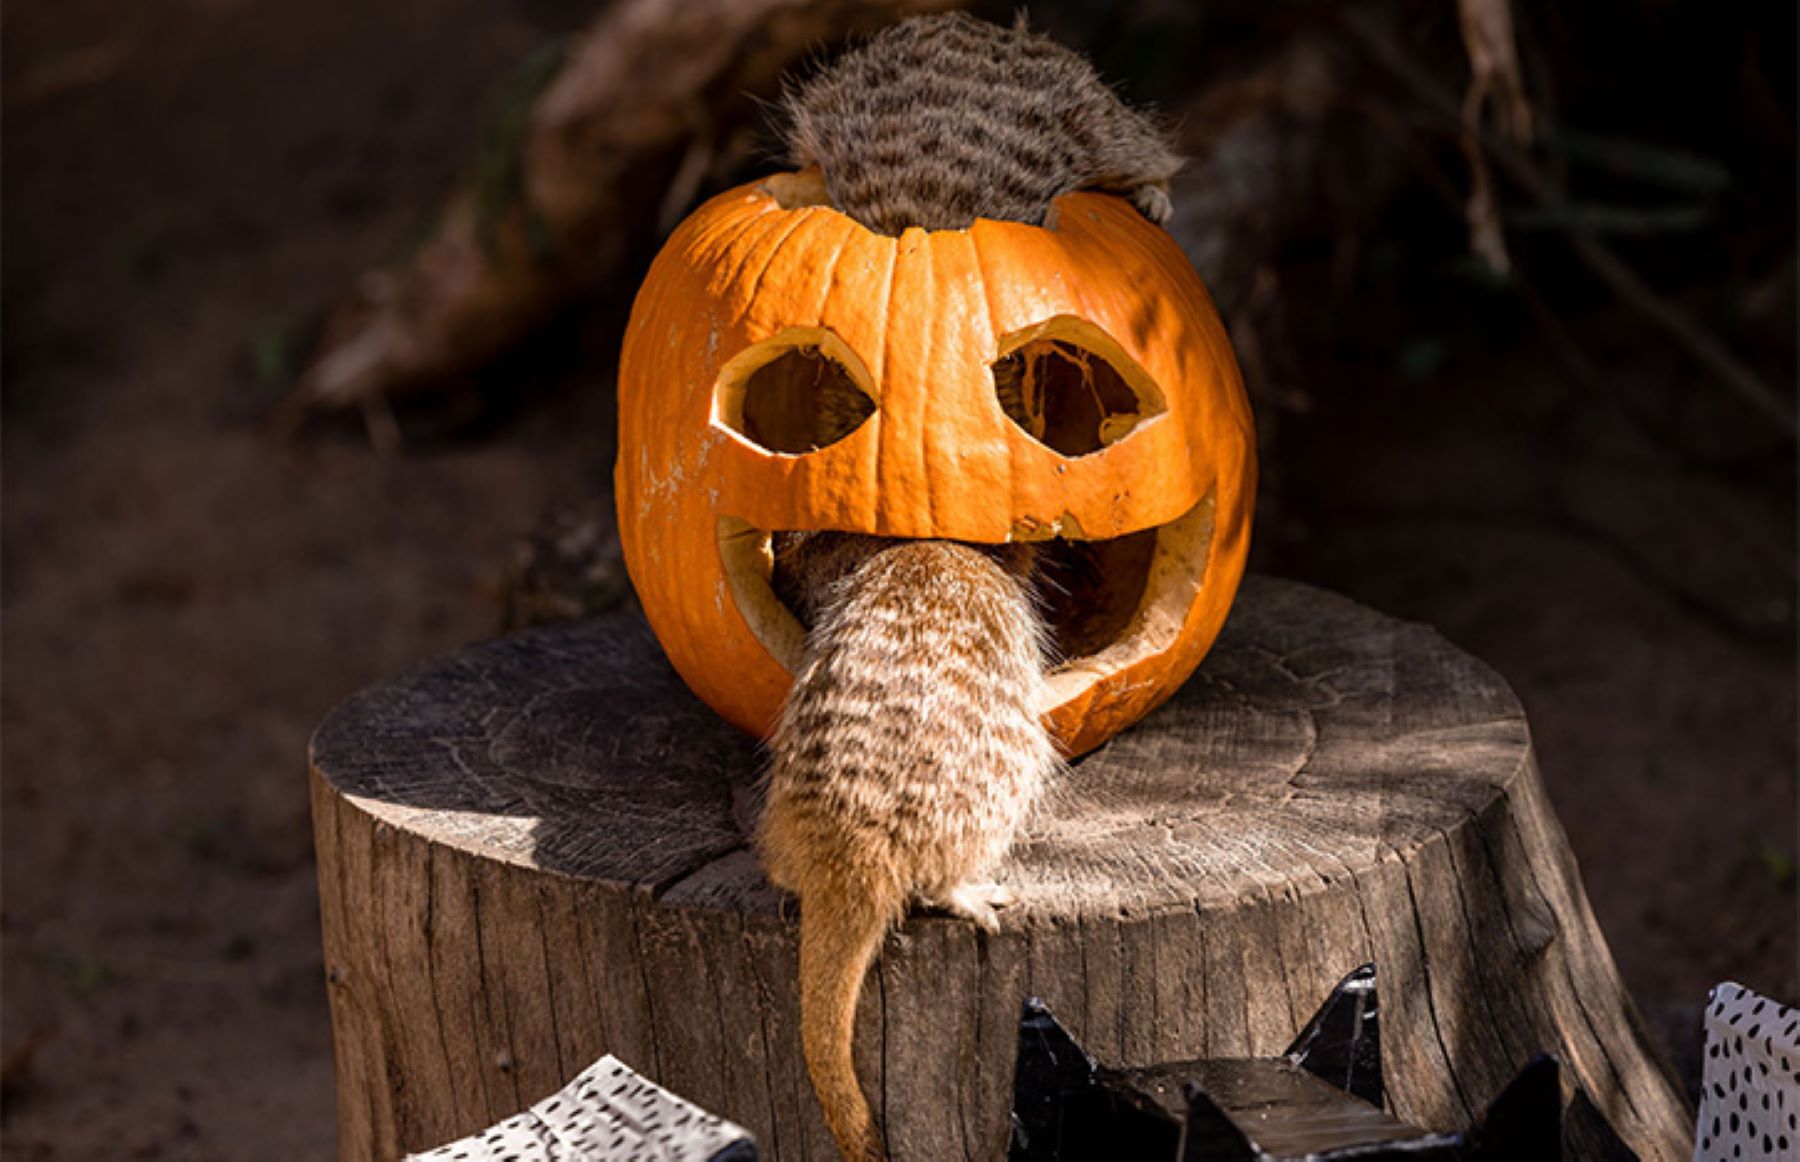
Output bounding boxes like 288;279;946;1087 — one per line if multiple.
616;171;1255;758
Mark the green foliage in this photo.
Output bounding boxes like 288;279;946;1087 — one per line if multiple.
247;321;299;395
68;959;114;998
1395;335;1453;383
1757;837;1796;889
1544;130;1732;195
1504;203;1713;237
471;40;569;264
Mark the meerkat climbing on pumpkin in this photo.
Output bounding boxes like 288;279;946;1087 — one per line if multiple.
753;14;1183;1161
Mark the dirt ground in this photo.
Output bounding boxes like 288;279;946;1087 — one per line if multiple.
2;1;1793;1159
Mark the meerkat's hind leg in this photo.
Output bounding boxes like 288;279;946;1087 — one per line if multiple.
926;882;1018;931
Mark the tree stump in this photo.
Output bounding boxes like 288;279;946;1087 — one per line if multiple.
309;577;1692;1161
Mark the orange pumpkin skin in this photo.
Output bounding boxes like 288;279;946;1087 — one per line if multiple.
616;176;1255;758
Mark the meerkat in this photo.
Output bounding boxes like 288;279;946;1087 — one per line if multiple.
782;11;1180;235
753;14;1181;1162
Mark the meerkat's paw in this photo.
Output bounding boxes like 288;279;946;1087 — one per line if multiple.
932;882;1017;932
970;882;1018;909
1131;182;1173;226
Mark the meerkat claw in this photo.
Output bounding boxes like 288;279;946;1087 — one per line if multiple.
934;882;1018;931
971;882;1018;909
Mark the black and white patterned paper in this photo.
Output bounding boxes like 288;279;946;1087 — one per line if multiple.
1695;982;1797;1161
406;1055;757;1161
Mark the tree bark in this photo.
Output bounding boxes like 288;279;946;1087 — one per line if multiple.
310;576;1692;1160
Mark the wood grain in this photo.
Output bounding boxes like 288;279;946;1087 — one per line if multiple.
310;576;1692;1160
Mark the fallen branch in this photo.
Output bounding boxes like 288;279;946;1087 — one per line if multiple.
1454;0;1534;272
278;0;958;429
1343;7;1797;440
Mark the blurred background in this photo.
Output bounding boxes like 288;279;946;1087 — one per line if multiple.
2;0;1793;1156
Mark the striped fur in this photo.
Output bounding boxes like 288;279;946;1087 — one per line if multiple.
783;13;1181;235
759;535;1056;1162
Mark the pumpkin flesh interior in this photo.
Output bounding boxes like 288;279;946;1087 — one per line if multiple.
713;328;877;454
716;491;1215;714
993;329;1165;457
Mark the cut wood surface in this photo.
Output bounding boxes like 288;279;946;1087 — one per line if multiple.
310;576;1693;1160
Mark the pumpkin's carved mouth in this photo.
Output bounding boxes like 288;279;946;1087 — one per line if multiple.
717;491;1215;713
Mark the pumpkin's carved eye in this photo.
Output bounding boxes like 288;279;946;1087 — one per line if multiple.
993;338;1160;457
717;344;875;454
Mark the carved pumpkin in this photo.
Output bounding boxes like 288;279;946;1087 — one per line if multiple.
616;172;1255;758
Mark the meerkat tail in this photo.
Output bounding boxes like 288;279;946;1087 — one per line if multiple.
799;883;895;1162
764;532;1052;1161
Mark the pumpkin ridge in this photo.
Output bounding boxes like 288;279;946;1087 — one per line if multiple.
736;208;819;329
867;225;900;385
681;191;763;268
694;196;779;299
813;215;860;328
719;205;801;318
838;225;892;532
963;226;1019;527
915;235;944;537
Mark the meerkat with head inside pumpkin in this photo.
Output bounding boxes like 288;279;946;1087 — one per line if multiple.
753;15;1182;1161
